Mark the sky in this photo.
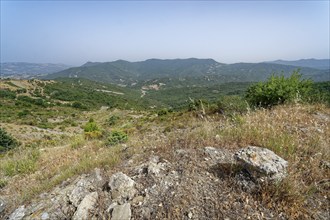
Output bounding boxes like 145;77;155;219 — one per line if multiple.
1;1;329;66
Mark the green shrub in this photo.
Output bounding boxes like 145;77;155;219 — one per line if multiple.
188;98;207;112
108;115;120;126
17;88;27;94
157;108;169;116
18;109;31;117
72;101;87;109
0;179;7;188
83;121;99;132
83;119;102;139
246;70;312;108
216;95;248;114
0;89;16;99
308;81;330;105
0;127;18;152
17;96;46;107
107;130;128;146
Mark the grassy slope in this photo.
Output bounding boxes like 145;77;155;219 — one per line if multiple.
0;78;329;218
0;104;329;218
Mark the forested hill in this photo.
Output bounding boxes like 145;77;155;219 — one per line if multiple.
44;58;329;85
266;59;330;70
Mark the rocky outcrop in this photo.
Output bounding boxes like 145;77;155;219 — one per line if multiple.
234;146;288;182
109;172;137;203
5;146;292;219
111;203;131;220
72;192;98;220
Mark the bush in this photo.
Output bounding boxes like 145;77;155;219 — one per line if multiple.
83;119;102;139
157;108;169;116
72;101;87;110
216;95;248;114
246;70;312;108
0;127;18;152
18;109;31;117
107;130;128;146
188;98;207;112
108;115;120;126
0;89;16;99
83;120;99;132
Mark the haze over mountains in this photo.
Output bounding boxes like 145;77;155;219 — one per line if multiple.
44;58;330;86
0;62;71;79
266;59;330;70
1;59;329;85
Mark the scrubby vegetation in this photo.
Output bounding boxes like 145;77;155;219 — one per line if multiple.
246;70;312;108
0;73;329;218
107;130;128;146
0;127;18;152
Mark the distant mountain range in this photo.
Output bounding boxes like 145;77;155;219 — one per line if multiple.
266;59;330;70
0;62;71;79
44;58;329;87
1;59;329;85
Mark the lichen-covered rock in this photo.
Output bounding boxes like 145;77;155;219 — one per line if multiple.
69;177;93;207
234;146;288;182
109;172;137;202
204;146;235;165
8;205;25;220
111;203;131;220
73;192;98;220
69;168;105;207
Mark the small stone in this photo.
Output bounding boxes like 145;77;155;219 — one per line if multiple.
132;195;144;205
188;211;193;219
111;203;131;220
0;198;6;214
8;205;25;220
41;212;50;220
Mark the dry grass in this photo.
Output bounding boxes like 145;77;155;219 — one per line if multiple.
0;104;329;218
128;104;329;218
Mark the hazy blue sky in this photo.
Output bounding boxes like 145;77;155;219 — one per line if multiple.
1;1;329;65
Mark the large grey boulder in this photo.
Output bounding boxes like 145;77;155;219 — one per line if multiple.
109;172;137;202
72;192;98;220
111;203;131;220
234;146;288;182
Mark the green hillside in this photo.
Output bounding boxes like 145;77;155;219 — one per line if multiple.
44;59;329;86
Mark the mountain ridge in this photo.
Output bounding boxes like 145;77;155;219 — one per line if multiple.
0;62;71;79
44;58;329;85
265;58;330;70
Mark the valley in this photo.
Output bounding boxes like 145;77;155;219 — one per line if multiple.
0;62;329;219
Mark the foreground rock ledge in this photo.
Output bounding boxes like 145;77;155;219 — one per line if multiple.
234;145;288;182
